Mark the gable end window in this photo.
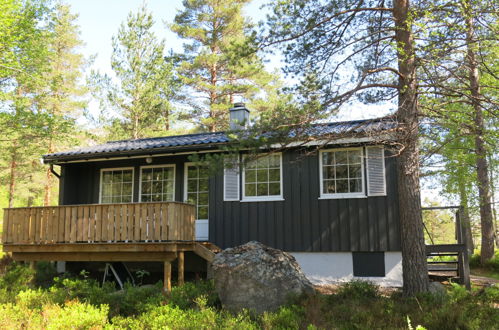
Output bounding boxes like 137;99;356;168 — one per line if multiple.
140;165;175;202
242;153;283;202
100;168;134;204
319;148;365;199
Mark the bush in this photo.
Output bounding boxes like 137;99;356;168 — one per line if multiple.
470;251;499;272
168;280;219;309
335;280;380;299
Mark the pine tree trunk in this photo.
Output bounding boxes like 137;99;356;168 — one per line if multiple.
8;147;18;208
393;0;429;295
44;141;54;206
458;182;475;255
464;3;495;263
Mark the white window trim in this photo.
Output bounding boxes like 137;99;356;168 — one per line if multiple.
223;155;240;201
138;164;176;202
183;162;209;220
241;153;284;202
319;147;366;199
99;167;135;204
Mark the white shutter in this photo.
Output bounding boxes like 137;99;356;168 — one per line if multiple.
366;146;386;196
223;155;240;201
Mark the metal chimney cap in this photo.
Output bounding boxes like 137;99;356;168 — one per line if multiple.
230;102;247;110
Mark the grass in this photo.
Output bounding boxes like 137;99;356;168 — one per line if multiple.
0;262;497;329
471;267;499;280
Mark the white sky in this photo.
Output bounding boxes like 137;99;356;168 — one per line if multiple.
67;0;441;202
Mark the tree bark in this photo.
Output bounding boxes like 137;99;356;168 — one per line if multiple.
458;181;475;255
44;140;54;206
393;0;429;295
8;146;18;208
463;2;495;263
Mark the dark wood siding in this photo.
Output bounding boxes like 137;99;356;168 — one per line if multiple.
59;147;401;252
209;149;401;252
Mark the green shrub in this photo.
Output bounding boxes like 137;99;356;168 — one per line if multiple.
261;305;305;329
43;301;109;330
168;280;219;309
34;261;58;288
335;280;380;299
0;263;35;303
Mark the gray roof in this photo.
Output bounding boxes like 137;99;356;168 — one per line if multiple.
43;117;396;163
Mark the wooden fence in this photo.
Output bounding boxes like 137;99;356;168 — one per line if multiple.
2;202;195;244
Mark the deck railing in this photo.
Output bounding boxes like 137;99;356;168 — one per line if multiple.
2;202;195;244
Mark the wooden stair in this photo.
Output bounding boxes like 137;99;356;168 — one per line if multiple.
426;244;470;289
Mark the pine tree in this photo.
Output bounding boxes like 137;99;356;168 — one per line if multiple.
171;0;275;132
39;3;88;206
93;4;180;140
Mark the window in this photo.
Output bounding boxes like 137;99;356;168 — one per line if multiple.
184;164;209;220
320;148;365;198
242;153;283;201
100;168;134;203
140;165;175;202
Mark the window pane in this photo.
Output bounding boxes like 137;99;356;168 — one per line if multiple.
165;181;174;194
245;183;256;196
141;195;151;202
114;171;123;182
112;183;122;196
112;196;122;203
348;150;362;164
257;169;268;182
257;156;269;168
245;169;256;183
349;179;362;193
349;165;362;178
102;184;111;197
245;158;256;169
187;167;197;178
336;180;349;193
152;193;162;202
152;182;162;194
269;182;280;196
103;172;112;183
163;193;174;201
186;193;197;204
199;178;209;192
102;196;112;203
153;169;162;181
269;169;280;181
323;166;335;180
142;182;151;195
322;152;334;165
335;151;348;165
323;180;335;194
187;179;198;193
163;168;174;180
122;183;132;196
198;206;208;219
199;167;209;178
269;154;280;168
335;165;349;179
122;195;132;203
198;193;209;205
257;183;268;196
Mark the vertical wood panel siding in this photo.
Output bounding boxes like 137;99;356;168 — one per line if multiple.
210;149;401;252
59;149;400;252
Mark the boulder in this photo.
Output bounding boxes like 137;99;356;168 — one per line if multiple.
428;281;447;296
211;241;314;313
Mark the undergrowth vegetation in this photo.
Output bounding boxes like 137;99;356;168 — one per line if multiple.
0;260;497;329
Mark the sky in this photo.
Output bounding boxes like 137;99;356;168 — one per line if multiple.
67;0;393;123
65;0;442;203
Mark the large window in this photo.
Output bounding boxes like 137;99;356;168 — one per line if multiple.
184;164;209;220
140;165;175;202
242;153;283;201
320;148;364;198
100;168;134;203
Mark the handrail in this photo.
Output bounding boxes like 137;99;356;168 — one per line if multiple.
2;202;195;245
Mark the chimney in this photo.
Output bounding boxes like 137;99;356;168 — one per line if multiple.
229;103;250;130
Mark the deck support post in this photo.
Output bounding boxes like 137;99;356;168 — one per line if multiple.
163;261;171;293
178;251;184;286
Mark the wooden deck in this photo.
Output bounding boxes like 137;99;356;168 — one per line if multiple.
1;202;219;292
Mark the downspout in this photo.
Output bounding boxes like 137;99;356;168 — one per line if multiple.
50;164;61;179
